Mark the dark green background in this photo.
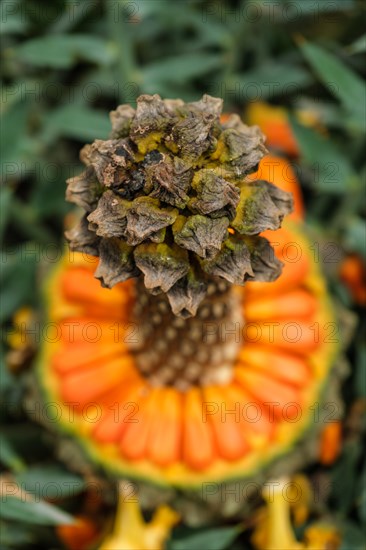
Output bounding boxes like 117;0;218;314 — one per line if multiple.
1;1;365;548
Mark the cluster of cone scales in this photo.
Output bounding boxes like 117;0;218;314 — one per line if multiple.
65;94;293;318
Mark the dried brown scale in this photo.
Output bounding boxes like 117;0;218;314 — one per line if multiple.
65;215;100;257
66;167;102;212
66;93;293;316
189;169;240;218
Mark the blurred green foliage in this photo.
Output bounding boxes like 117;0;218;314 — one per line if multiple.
1;0;365;548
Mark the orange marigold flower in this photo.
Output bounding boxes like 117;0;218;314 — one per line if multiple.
319;421;342;466
56;515;100;550
339;254;366;305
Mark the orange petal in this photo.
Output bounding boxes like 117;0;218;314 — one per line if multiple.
235;368;302;418
61;267;129;314
244;289;317;321
119;388;161;461
203;386;249;461
52;341;127;374
245;103;300;158
72;304;125;320
183;388;215;471
60;356;136;406
224;383;274;439
58;318;118;344
96;370;143;408
63;252;99;271
238;345;310;387
147;388;182;467
244;320;321;354
93;382;146;444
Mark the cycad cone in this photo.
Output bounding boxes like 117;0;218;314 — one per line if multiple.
37;151;339;498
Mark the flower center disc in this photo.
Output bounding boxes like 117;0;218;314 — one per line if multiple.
130;279;244;390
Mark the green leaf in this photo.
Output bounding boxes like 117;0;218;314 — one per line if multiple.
0;245;38;322
354;344;366;398
231;63;313;100
344;217;366;259
0;186;13;242
281;0;355;14
0;11;28;35
346;34;366;55
169;526;241;550
289;115;358;193
0;350;14;393
0;435;26;473
299;41;365;123
135;0;170;17
340;521;366;550
45;105;111;141
142;53;224;87
358;480;366;525
1;425;50;462
16;466;85;499
49;0;96;33
15;34;116;69
30;161;75;217
7;197;55;243
0;521;35;547
0;496;74;526
0;101;30;169
330;440;363;516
